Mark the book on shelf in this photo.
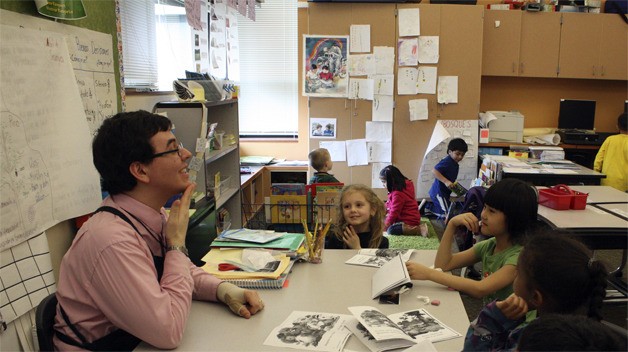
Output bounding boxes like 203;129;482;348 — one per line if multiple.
211;232;305;252
239;155;275;166
271;183;306;195
371;254;412;299
345;306;461;352
306;182;344;197
269;195;307;224
313;191;341;223
345;249;414;268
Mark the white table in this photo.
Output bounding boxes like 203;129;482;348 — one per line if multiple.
137;250;469;351
568;185;628;204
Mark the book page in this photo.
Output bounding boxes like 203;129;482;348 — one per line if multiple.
388;309;461;343
346;249;414;268
345;318;415;352
264;311;352;351
348;306;415;343
371;255;411;298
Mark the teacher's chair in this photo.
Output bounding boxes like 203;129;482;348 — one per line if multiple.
35;292;58;352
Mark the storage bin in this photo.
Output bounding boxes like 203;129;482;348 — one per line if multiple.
538;184;588;210
571;191;588;210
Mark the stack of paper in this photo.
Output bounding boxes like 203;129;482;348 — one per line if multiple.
201;248;294;289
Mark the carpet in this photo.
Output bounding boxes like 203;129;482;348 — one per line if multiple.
387;218;440;250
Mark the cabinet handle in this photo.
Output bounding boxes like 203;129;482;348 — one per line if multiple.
592;66;596;76
520;62;524;74
601;66;605;76
512;62;515;73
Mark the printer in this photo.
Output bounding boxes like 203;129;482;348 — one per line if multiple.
485;111;524;143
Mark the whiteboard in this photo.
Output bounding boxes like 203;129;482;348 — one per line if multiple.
416;120;478;199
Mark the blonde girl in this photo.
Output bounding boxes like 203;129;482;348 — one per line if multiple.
325;184;388;249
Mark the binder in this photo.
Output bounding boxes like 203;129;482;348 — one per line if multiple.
224;261;294;289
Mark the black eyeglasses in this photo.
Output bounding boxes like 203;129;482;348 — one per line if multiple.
150;142;184;159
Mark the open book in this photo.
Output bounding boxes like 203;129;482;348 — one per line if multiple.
346;249;414;268
346;306;461;352
371;254;412;299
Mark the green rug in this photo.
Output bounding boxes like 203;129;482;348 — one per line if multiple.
387;218;440;250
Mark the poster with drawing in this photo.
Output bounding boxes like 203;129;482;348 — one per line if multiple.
310;117;337;139
303;36;349;98
416;120;478;199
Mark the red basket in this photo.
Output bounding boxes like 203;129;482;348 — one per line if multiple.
571;191;588;210
538;184;588;210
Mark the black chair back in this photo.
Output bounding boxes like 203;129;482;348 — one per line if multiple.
35;292;58;352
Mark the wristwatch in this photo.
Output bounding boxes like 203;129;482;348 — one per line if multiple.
167;245;189;257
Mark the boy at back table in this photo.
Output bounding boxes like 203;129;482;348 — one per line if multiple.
309;148;340;184
427;137;468;216
594;112;627;192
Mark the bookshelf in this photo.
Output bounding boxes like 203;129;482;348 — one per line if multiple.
153;100;242;228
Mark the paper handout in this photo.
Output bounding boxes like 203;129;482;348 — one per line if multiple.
346;249;414;268
346;306;461;352
371;254;412;299
264;311;352;351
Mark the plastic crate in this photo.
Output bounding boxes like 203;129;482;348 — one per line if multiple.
571;191;588;210
538;184;588;210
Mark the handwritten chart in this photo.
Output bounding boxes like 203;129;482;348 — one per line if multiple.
0;9;117;136
0;24;101;251
0;233;55;325
416;120;478;199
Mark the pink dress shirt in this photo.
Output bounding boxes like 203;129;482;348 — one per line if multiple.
53;194;222;350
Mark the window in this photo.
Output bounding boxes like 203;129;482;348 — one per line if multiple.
120;0;195;90
236;0;298;138
120;0;298;138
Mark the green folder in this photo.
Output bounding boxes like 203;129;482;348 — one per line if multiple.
211;232;304;251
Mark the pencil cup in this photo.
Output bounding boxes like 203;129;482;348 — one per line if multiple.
307;243;323;264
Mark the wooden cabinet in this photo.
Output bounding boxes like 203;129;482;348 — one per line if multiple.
598;14;628;80
482;10;522;76
558;13;627;80
519;12;561;77
153;100;242;228
482;11;560;78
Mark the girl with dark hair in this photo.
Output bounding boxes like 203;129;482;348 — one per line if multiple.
406;178;538;305
379;165;422;236
464;235;609;351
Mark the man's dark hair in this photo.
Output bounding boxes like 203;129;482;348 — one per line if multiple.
447;138;468;153
618;112;627;131
92;110;172;194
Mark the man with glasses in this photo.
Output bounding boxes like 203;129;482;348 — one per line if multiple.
54;110;264;351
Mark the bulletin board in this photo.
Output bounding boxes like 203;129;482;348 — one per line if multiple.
306;2;484;198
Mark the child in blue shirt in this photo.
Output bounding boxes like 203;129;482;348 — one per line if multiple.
427;138;468;216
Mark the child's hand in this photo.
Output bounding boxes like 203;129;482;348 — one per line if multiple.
342;225;361;249
495;293;528;320
405;262;431;280
448;212;480;234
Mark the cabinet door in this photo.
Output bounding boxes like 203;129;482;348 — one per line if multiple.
599;14;628;80
558;13;603;79
519;12;561;78
482;10;522;76
438;4;484;119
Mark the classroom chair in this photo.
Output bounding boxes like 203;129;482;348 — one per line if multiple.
35;292;58;352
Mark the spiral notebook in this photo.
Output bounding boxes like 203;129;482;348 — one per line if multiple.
225;261;294;289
